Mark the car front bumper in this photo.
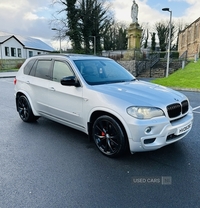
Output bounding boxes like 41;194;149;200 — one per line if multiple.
127;109;193;153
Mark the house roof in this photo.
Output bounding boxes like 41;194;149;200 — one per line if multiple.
15;35;54;51
0;32;54;52
0;35;24;46
0;35;14;43
0;35;10;43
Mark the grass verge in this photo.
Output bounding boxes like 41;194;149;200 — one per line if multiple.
152;60;200;90
0;68;19;72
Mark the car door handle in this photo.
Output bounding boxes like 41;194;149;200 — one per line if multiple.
49;87;55;91
26;81;30;84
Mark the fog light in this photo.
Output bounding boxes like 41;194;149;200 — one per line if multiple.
145;127;152;134
144;138;156;144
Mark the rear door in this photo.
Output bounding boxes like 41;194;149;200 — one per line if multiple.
27;58;53;114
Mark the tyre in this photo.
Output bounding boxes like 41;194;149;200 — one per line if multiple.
17;95;39;122
92;115;127;157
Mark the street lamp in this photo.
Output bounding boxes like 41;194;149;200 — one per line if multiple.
162;8;172;77
52;28;62;53
89;36;96;55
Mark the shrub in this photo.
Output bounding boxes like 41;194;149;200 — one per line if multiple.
16;62;23;69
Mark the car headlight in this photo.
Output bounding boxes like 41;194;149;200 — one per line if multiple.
127;106;165;119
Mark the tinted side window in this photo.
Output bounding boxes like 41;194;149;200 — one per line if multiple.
53;61;74;82
35;60;52;80
24;59;36;75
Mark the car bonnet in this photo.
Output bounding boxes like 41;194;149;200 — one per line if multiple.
90;80;187;107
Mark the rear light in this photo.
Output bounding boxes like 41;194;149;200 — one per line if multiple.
14;77;17;85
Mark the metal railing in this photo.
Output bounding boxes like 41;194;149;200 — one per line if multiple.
135;61;148;76
135;52;160;76
179;50;187;60
149;53;160;68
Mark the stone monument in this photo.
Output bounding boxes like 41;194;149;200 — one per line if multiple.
127;0;142;51
131;0;138;24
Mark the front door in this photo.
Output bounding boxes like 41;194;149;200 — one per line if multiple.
47;60;84;130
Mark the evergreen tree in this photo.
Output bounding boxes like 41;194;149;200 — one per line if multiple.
103;22;127;51
155;22;168;51
144;28;149;49
65;0;82;52
53;0;113;54
155;21;176;52
151;32;156;51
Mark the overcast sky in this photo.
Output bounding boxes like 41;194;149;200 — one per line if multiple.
0;0;200;50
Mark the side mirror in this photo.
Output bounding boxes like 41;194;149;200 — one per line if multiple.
61;76;80;87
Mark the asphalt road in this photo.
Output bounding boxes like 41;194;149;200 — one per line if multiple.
0;78;200;208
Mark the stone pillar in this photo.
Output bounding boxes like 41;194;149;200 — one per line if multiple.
123;23;143;60
127;23;143;50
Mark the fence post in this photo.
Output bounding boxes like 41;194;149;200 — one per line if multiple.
182;60;185;69
194;53;198;62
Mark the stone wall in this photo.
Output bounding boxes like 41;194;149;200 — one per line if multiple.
137;60;183;78
117;60;136;76
0;59;25;70
178;17;200;58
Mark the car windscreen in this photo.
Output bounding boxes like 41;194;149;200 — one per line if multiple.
73;59;135;85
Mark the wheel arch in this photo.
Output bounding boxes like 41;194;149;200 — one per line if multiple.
16;91;39;116
88;110;130;149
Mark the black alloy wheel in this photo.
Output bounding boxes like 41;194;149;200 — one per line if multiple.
92;115;127;157
17;95;39;122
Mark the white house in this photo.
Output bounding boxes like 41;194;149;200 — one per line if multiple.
0;32;54;60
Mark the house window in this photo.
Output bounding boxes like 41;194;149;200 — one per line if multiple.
18;48;22;57
5;47;10;56
29;51;33;57
11;48;16;57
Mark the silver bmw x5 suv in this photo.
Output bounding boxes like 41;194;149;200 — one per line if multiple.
14;54;193;157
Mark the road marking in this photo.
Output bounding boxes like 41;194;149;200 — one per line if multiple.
193;106;200;114
193;111;200;114
193;106;200;111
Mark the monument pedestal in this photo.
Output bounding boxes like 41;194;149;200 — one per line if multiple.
127;23;142;50
123;23;142;60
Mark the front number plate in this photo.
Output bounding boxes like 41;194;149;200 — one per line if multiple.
176;122;192;135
